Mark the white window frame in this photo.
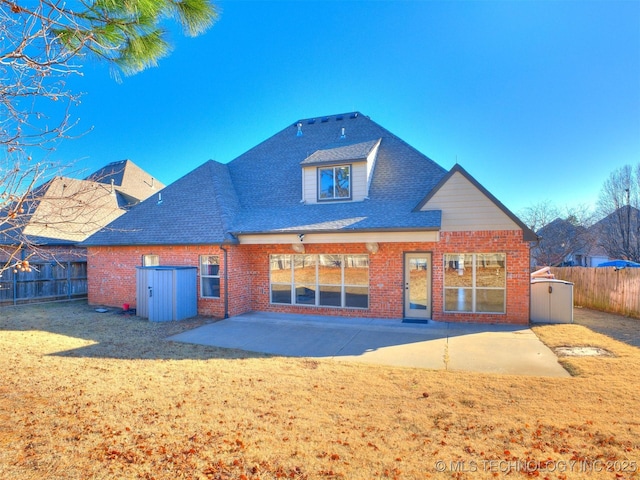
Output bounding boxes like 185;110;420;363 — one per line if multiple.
269;254;368;309
317;165;352;201
142;254;159;266
199;255;220;299
443;253;506;314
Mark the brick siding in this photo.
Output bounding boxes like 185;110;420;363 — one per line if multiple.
87;230;530;324
87;245;227;317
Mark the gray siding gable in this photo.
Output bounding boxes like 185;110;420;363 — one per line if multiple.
415;164;538;242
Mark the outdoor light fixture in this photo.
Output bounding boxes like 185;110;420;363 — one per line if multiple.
291;243;305;253
365;242;379;254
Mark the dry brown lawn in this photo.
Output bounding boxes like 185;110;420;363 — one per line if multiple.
1;301;639;479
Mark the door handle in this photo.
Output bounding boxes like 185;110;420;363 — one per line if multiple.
148;286;153;298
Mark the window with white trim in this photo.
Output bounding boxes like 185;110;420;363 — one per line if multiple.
270;254;368;308
200;255;220;298
443;253;506;313
142;254;159;266
318;165;351;200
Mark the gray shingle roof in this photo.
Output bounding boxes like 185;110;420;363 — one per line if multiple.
300;138;381;166
1;160;163;248
86;159;164;205
2;177;125;246
82;161;238;246
82;112;451;246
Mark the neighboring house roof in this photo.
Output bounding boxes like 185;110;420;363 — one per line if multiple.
1;160;161;247
585;243;609;259
532;208;640;265
24;177;125;243
532;217;588;265
588;205;640;260
81;112;531;247
590;205;640;233
86;159;164;205
536;217;586;247
81;161;240;246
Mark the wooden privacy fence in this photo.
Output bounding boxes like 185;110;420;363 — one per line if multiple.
551;267;640;318
0;261;88;306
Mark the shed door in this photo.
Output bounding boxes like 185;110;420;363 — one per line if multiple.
148;269;174;322
404;253;432;319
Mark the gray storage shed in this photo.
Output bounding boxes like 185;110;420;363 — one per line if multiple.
136;266;197;322
530;278;574;324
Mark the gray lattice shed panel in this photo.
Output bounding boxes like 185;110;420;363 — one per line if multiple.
136;266;197;322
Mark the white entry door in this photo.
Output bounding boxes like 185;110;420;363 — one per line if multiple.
404;253;432;320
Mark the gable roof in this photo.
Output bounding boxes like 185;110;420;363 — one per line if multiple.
86;159;164;205
81;161;239;246
415;164;538;242
82;113;533;246
1;161;162;247
532;217;591;264
536;217;585;238
588;205;640;259
300;138;381;166
591;205;640;230
83;113;447;246
227;112;447;233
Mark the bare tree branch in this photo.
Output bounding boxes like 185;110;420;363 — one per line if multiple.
595;164;640;262
1;0;217;275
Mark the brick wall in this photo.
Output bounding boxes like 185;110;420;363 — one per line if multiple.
87;245;227;317
87;230;530;324
433;230;531;324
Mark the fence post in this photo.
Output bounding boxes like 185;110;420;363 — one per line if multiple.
67;261;72;299
12;268;17;306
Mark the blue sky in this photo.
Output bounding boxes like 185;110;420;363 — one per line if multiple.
53;0;640;215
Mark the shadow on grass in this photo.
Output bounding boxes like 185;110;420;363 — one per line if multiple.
0;300;271;361
573;307;640;348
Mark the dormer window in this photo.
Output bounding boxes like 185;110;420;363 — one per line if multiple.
319;165;351;201
301;138;381;204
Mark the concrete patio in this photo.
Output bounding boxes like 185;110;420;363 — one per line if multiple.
168;312;570;377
